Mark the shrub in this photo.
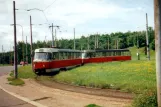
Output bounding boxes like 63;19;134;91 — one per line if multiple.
132;89;157;107
85;104;101;107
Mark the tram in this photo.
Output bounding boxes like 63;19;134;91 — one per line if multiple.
33;48;131;74
81;49;131;64
33;48;82;74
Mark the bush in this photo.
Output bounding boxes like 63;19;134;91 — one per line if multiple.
85;104;101;107
8;78;25;86
132;89;157;107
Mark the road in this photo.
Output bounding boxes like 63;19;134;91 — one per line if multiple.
0;66;35;107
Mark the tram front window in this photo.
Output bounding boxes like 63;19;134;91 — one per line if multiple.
34;52;52;61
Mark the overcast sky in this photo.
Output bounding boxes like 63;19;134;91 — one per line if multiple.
0;0;154;52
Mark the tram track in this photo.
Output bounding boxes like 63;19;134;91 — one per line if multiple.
34;75;134;100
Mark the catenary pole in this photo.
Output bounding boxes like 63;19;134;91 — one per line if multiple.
146;13;150;60
30;16;33;69
88;34;90;50
74;28;75;50
55;29;57;47
13;1;18;79
49;23;54;47
154;0;161;106
26;36;28;64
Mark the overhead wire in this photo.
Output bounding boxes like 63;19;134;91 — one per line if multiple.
43;0;57;11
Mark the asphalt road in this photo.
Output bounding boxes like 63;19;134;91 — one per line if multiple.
0;66;35;107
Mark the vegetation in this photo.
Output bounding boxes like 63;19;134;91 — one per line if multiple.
7;77;25;86
85;104;101;107
0;27;154;64
10;65;36;79
51;60;155;93
132;89;157;107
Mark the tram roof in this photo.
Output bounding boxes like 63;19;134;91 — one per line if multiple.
95;49;130;52
35;48;81;53
82;49;130;53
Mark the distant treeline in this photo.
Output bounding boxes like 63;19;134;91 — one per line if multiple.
0;27;155;64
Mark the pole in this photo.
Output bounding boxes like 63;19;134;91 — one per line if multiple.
13;1;17;79
154;0;161;106
108;37;109;49
97;32;98;48
117;39;119;49
52;23;54;47
22;26;24;62
26;36;28;64
55;29;57;47
95;34;96;49
2;45;3;65
74;28;75;50
137;35;140;60
30;16;33;69
115;40;117;49
146;13;150;60
88;35;90;50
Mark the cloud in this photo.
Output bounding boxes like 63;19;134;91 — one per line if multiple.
0;0;154;52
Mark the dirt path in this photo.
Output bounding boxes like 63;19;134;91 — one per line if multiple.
28;79;132;107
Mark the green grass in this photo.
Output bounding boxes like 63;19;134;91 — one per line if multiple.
52;60;156;94
85;104;101;107
7;77;25;86
128;47;155;60
10;65;36;79
8;65;36;86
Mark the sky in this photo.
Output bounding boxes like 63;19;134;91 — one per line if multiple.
0;0;154;52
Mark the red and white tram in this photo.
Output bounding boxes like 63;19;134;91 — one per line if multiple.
33;48;82;74
33;48;131;74
81;49;131;64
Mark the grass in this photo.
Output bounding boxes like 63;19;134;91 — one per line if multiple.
52;60;156;93
10;65;36;79
36;47;156;94
128;47;155;60
85;104;102;107
8;65;36;86
7;77;25;86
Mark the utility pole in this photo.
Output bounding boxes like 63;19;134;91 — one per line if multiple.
137;35;140;60
13;1;18;79
55;29;57;47
26;36;28;64
97;33;99;49
146;13;150;60
115;40;117;49
49;23;54;47
74;28;75;50
117;39;119;49
108;37;109;49
154;0;161;106
2;45;3;65
30;15;33;69
22;27;24;63
88;35;90;50
94;34;97;49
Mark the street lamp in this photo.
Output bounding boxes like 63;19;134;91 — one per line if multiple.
10;24;24;62
27;8;49;23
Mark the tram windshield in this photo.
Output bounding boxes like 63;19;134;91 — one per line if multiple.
34;52;52;61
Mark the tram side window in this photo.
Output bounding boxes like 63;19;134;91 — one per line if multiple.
52;52;59;60
47;53;52;60
59;52;64;60
102;52;106;56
